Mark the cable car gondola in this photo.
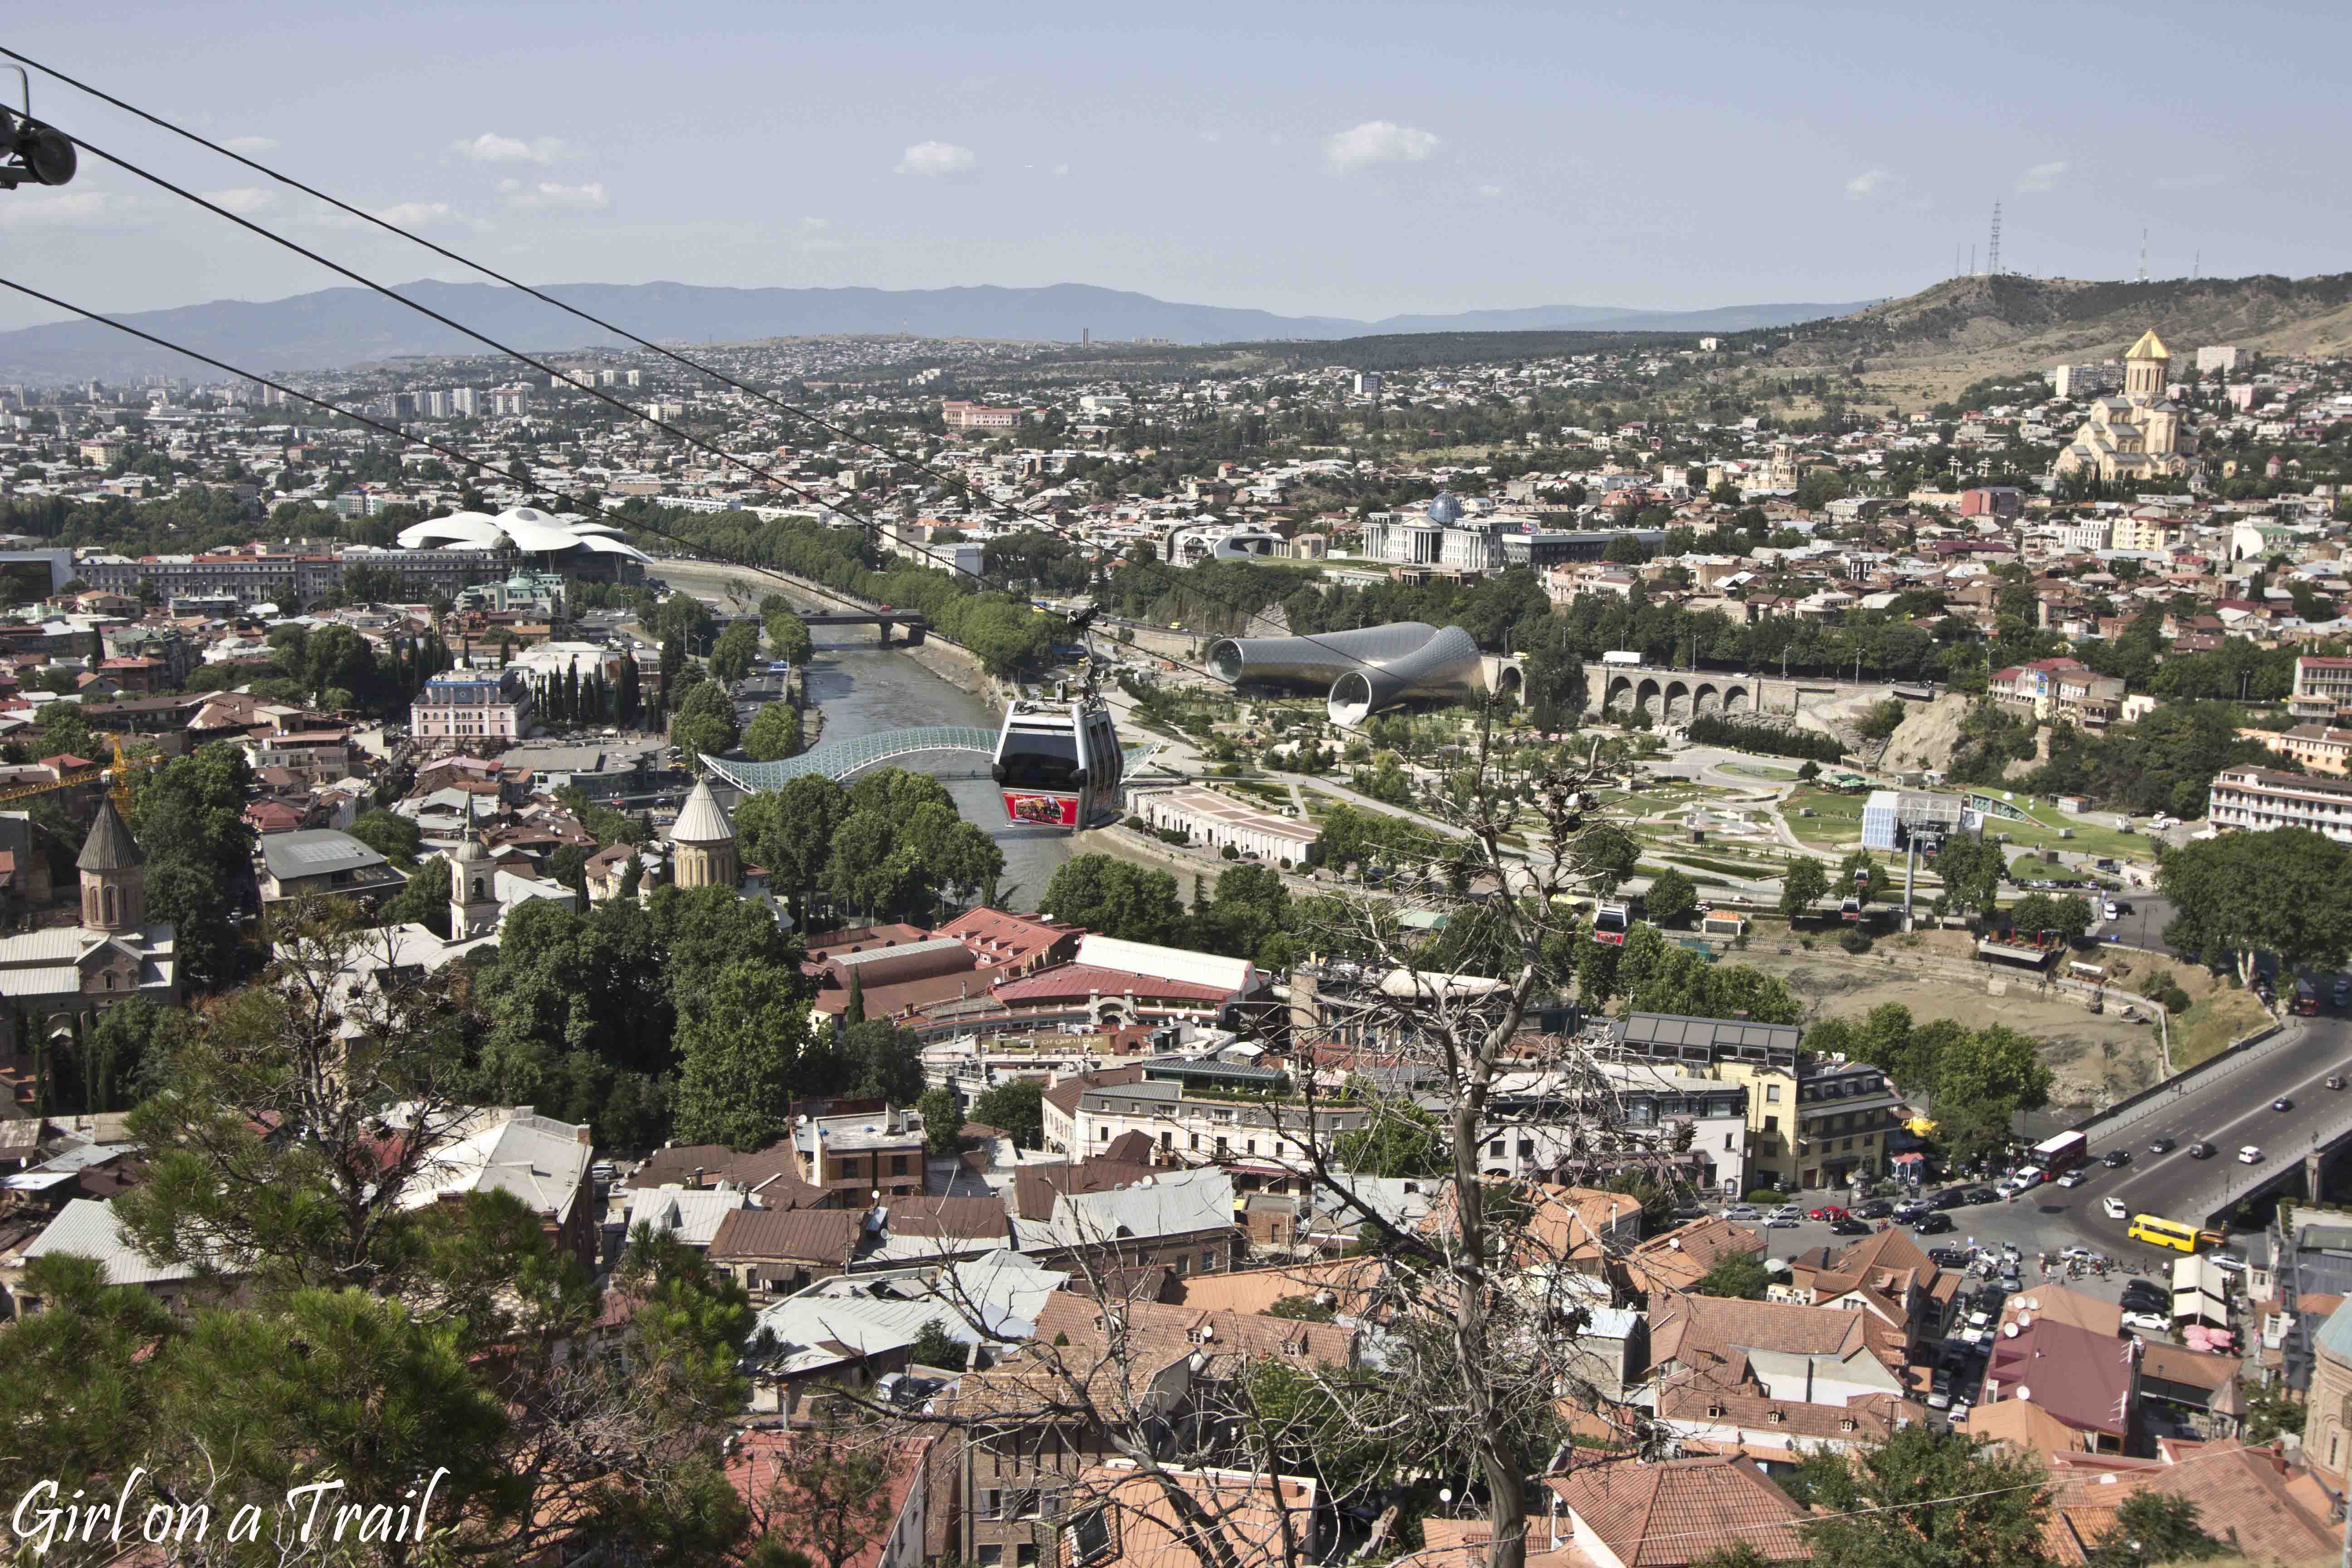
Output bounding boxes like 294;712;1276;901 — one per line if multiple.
992;693;1122;830
1592;901;1630;946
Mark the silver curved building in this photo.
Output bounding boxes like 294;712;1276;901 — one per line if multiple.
1207;622;1486;728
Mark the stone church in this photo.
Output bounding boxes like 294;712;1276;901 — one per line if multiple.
0;796;180;1065
2055;328;2199;485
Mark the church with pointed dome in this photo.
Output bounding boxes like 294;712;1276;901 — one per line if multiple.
2055;328;2200;485
0;796;179;1070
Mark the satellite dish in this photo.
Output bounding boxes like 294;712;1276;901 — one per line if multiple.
2002;1322;2019;1338
2016;1385;2032;1403
2017;1313;2033;1329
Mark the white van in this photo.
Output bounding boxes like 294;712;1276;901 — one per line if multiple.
2101;1196;2129;1221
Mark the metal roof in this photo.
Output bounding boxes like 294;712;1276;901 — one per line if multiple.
260;830;389;880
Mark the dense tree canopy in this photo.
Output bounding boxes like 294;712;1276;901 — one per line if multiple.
2160;828;2352;984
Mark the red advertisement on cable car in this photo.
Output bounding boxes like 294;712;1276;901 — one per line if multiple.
1002;791;1081;828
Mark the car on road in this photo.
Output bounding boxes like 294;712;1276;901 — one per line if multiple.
2121;1311;2171;1336
2337;980;2352;1008
1928;1247;1971;1267
2149;1137;2177;1154
1912;1212;1955;1235
1965;1186;2000;1204
2102;1149;2132;1168
2102;1196;2130;1220
1765;1212;1801;1228
2274;1097;2295;1112
1856;1199;1894;1219
1808;1205;1849;1221
2103;900;2121;921
1724;1205;1759;1220
2238;1146;2264;1164
2121;1284;2168;1312
2189;1142;2216;1159
1927;1369;1953;1410
2210;1254;2248;1275
2330;1076;2347;1091
1829;1216;1873;1235
2058;1170;2089;1187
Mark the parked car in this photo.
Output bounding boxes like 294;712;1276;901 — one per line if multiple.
1724;1205;1760;1220
1829;1216;1873;1235
2238;1146;2264;1164
2210;1254;2248;1275
2188;1142;2216;1159
1808;1204;1849;1222
1928;1247;1972;1267
2121;1284;2168;1312
1856;1199;1895;1219
2102;1149;2132;1168
1927;1370;1953;1410
2121;1312;2171;1336
2058;1170;2089;1187
1930;1187;1969;1210
1913;1212;1955;1235
1765;1212;1801;1228
2150;1137;2177;1154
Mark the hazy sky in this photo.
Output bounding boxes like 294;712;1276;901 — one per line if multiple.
2;0;2346;333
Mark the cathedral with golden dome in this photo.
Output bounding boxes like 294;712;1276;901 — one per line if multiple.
2054;328;2199;484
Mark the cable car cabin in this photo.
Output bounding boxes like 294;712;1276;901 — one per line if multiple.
1839;897;1863;922
992;696;1122;830
1592;902;1630;946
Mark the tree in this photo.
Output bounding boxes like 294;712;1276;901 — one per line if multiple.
735;775;848;927
1930;831;2004;920
1040;854;1186;945
709;620;762;683
745;703;804;761
763;607;815;666
1693;1250;1769;1299
907;1317;965;1369
1331;1099;1447;1177
917;1085;963;1156
670;679;740;769
348;806;423;863
128;742;257;991
1645;867;1700;927
2160;828;2352;985
968;1078;1045;1148
2088;1491;2225;1568
376;853;452;936
740;1427;901;1568
1616;925;1801;1023
1779;857;1830;921
1836;849;1889;904
2009;892;2092;945
672;960;810;1151
838;1018;924;1104
1800;1425;2053;1568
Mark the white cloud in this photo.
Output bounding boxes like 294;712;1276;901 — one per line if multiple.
1324;120;1441;175
498;179;609;210
0;188;108;228
895;141;977;176
451;132;565;165
200;187;277;215
374;201;460;227
1476;183;1505;198
223;136;279;155
1844;167;1891;199
1053;162;1070;177
2017;160;2069;193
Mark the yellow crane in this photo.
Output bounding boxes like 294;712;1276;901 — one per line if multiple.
0;738;165;809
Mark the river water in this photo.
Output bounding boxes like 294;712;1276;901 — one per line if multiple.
799;627;1075;911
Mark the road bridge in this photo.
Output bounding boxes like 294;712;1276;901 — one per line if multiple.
702;728;1162;791
796;608;929;645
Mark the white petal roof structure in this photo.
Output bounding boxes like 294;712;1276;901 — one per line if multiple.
395;506;651;564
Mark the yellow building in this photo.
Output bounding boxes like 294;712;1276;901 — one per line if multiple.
2055;329;2198;484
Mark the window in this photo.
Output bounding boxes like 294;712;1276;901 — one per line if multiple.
977;1549;1003;1566
1201;1250;1216;1273
1765;1084;1781;1103
979;1490;1004;1520
1215;1137;1227;1156
1098;1127;1109;1141
1017;1548;1038;1568
1171;1254;1188;1276
1764;1116;1778;1132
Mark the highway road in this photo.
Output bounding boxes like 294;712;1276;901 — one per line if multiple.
2043;1014;2352;1254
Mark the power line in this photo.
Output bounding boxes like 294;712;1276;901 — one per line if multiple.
0;274;1259;702
0;44;1039;527
20;68;1421;687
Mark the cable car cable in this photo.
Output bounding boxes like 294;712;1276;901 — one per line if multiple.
3;51;1439;689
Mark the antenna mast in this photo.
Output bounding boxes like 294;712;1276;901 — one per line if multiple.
1987;200;2002;277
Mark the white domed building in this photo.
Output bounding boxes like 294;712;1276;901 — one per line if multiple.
397;505;652;580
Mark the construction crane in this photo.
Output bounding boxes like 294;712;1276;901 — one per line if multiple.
0;739;165;809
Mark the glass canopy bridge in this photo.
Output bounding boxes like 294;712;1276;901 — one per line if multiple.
701;726;1160;792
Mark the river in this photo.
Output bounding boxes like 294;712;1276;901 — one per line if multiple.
796;627;1077;911
657;560;1077;908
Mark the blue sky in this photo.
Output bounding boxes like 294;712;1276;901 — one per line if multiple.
2;0;2346;332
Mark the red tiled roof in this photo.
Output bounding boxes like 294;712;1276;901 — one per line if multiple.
991;962;1235;1005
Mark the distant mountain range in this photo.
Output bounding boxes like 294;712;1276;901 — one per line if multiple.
0;279;1872;382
